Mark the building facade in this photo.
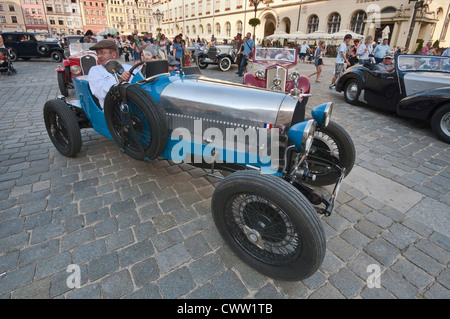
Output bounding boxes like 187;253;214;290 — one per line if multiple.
43;0;83;35
155;0;450;52
0;0;27;32
80;0;108;33
21;0;49;33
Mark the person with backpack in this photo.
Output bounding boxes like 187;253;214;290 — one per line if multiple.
237;32;254;77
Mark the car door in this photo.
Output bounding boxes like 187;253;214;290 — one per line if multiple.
363;70;399;110
19;34;39;57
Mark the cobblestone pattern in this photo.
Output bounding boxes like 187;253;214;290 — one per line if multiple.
0;57;448;299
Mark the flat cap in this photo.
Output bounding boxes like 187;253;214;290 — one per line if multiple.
89;39;117;51
167;55;180;66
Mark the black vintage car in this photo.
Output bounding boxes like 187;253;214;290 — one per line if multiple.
336;54;450;143
197;44;239;72
2;32;65;63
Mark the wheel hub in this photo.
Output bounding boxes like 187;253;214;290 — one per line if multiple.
242;226;265;250
441;112;450;136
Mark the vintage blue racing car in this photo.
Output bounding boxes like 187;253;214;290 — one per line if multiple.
43;59;355;281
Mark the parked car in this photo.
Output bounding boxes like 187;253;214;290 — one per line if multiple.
244;47;310;97
336;54;450;143
2;32;65;62
43;59;355;281
56;42;98;96
197;44;239;71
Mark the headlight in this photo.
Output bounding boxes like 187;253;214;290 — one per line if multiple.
216;48;221;54
273;76;282;86
255;69;265;79
311;102;333;127
289;71;300;81
288;119;316;154
70;65;82;75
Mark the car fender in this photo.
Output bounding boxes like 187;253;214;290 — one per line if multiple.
243;73;260;87
397;87;450;121
335;67;366;92
297;76;311;94
55;66;65;72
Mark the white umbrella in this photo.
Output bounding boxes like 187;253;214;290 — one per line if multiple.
286;31;308;41
330;29;364;40
382;26;390;40
265;31;289;40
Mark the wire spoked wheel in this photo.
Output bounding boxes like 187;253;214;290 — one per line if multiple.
225;193;301;266
212;170;325;281
111;102;152;154
306;121;355;187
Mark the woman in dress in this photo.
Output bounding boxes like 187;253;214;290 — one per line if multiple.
308;41;327;83
131;34;142;64
172;35;184;68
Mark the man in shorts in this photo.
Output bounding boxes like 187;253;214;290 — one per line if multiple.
330;34;352;90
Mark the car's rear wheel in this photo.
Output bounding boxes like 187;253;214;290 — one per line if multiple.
104;85;168;161
212;170;325;281
219;57;232;72
431;103;450;144
344;79;361;105
43;99;82;157
51;51;63;63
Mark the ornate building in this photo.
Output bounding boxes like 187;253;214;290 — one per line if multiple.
0;0;26;32
79;0;108;33
21;0;49;33
154;0;450;52
43;0;83;35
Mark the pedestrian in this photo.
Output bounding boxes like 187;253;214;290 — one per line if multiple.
421;41;432;55
299;41;310;62
131;34;142;64
237;32;254;77
143;32;154;44
373;38;390;63
82;30;95;43
330;34;352;90
348;39;360;66
356;35;374;65
172;34;184;66
308;41;326;83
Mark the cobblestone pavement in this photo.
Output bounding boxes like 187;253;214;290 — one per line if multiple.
0;56;449;299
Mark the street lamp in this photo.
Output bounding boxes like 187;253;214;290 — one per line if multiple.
404;0;430;53
153;8;163;29
249;0;265;41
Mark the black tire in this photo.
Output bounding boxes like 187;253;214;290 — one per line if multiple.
306;121;356;187
50;51;63;63
198;57;208;69
37;44;50;55
431;103;450;144
212;170;326;281
43;99;82;157
57;71;69;97
104;85;167;161
219;57;232;72
344;79;361;105
9;49;18;62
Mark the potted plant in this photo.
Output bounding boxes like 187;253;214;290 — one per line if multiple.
249;18;261;27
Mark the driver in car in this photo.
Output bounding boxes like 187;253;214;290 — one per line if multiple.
88;40;133;109
375;53;395;72
275;49;294;61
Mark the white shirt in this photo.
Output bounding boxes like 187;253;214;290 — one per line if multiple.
300;44;310;53
88;63;132;109
356;43;373;60
335;43;348;64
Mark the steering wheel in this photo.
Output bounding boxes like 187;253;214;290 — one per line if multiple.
128;61;146;76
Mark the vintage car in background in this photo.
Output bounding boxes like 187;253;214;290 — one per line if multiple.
196;44;240;71
56;42;98;96
44;59;355;281
61;35;85;59
244;47;310;98
336;54;450;143
2;32;65;62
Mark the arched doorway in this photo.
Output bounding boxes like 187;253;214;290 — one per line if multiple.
263;13;277;38
280;17;291;34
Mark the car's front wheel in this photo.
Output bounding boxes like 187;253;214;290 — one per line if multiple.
344;79;361;105
212;170;326;281
57;71;69;97
219;57;232;72
43;99;82;157
431;103;450;144
9;49;18;62
51;51;63;63
198;57;208;69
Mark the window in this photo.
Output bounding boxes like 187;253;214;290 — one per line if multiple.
9;4;15;12
215;23;221;35
0;4;3;11
58;18;64;25
11;16;18;23
47;6;53;12
327;13;341;34
350;11;367;35
25;8;30;14
0;16;6;23
236;20;243;34
225;22;231;37
307;15;319;34
50;17;56;25
207;23;211;34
